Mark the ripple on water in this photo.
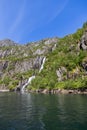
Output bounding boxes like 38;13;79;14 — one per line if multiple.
0;93;87;130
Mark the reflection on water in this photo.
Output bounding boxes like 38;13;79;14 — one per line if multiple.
0;92;87;130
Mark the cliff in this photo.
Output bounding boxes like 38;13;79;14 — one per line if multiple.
0;22;87;91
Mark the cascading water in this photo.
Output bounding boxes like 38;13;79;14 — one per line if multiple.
21;57;46;92
21;75;35;92
39;57;46;73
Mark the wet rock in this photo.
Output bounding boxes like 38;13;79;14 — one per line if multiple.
33;56;43;70
68;90;74;94
42;89;49;94
61;89;69;94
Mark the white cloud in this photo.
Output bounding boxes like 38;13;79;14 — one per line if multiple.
8;0;69;43
9;0;26;33
47;0;69;24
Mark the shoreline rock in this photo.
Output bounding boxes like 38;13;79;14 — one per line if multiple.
1;88;87;95
27;89;87;95
0;89;9;92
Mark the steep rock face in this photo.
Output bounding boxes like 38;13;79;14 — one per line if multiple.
0;61;8;72
14;60;33;73
1;24;87;91
0;37;58;90
0;49;13;58
82;57;87;72
33;38;58;55
33;56;43;70
12;56;44;73
56;67;67;81
0;56;45;77
80;30;87;50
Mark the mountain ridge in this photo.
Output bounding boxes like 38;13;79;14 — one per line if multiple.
0;21;87;93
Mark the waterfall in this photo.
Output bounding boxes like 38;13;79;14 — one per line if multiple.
21;57;46;92
39;57;46;73
21;75;35;92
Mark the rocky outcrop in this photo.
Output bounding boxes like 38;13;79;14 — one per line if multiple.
5;56;45;74
33;49;46;55
33;41;57;55
44;37;58;45
1;27;87;92
56;67;67;81
0;39;17;47
0;61;8;72
82;57;87;72
14;60;33;73
79;30;87;50
52;44;57;51
0;49;12;58
33;56;43;70
28;89;87;94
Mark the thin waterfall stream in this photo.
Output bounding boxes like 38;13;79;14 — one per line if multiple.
21;57;46;91
21;76;35;92
39;57;46;73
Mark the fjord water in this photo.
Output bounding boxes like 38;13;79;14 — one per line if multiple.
0;93;87;130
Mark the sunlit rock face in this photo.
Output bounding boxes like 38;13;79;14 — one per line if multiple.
1;25;87;91
56;67;67;81
0;37;58;90
0;39;17;47
44;37;58;45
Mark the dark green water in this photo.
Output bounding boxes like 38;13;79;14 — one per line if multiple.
0;93;87;130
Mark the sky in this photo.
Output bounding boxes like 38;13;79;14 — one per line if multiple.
0;0;87;44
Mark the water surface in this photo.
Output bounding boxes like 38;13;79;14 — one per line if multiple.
0;92;87;130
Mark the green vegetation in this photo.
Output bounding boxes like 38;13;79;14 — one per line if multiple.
28;22;87;91
0;22;87;91
55;77;87;90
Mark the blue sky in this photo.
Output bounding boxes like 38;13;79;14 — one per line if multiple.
0;0;87;44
